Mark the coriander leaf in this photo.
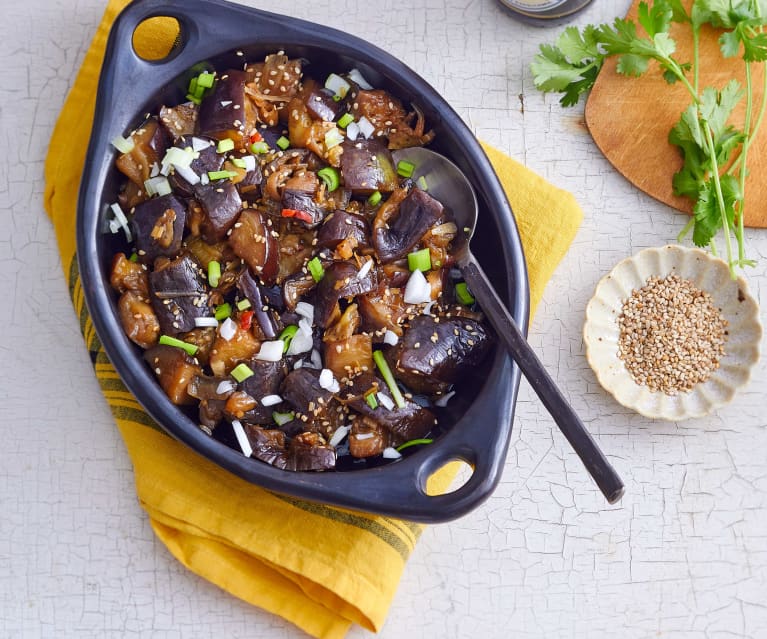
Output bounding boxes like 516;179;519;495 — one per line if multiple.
667;0;691;23
616;54;650;76
699;81;742;139
669;105;705;149
559;65;600;107
530;45;589;92
653;32;677;58
556;25;601;63
692;181;721;247
715;129;745;165
719;30;741;58
672;166;704;199
638;0;673;38
740;31;767;62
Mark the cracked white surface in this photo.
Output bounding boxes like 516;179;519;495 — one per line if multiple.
2;0;766;637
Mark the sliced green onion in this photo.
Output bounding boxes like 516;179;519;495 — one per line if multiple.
250;141;269;154
272;411;295;426
396;438;433;452
416;175;428;191
337;113;354;128
455;282;475;305
317;167;340;192
276;135;290;150
214;303;232;321
128;252;138;263
373;351;406;409
207;170;237;180
159;335;198;357
367;191;382;206
188;76;198;95
236;298;251;311
216;138;235;153
279;325;299;353
332;94;342;102
186;93;202;105
407;248;431;272
397;160;415;178
366;393;379;410
208;260;221;287
196;71;214;89
307;257;325;282
230;362;254;382
231;157;247;168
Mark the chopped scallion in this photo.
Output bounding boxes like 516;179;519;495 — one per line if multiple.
397;160;415;178
337;113;354;128
188;76;198;95
207;170;237;180
186;93;202;105
455;282;475;305
317;167;340;192
216;138;235;153
373;351;406;409
272;411;295;426
214;302;232;321
196;71;214;88
307;257;324;282
208;260;221;287
236;298;251;311
279;325;299;353
276;135;290;150
366;393;379;410
231;157;247;168
407;248;431;272
159;335;198;357
416;175;428;190
367;191;382;206
396;438;433;452
230;362;254;382
128;252;138;263
250;141;269;154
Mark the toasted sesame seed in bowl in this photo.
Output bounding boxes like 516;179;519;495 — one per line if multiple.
583;245;762;420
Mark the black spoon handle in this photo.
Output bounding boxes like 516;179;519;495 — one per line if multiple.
461;257;625;504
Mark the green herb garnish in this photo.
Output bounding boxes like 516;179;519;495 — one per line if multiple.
230;363;254;382
307;257;325;282
373;351;406;409
158;335;198;357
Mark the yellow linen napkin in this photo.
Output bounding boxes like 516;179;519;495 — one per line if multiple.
44;2;583;637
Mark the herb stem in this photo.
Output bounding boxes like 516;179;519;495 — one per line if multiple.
678;216;695;242
701;122;735;275
692;27;700;95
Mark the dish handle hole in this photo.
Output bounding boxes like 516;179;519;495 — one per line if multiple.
424;458;474;496
132;16;182;62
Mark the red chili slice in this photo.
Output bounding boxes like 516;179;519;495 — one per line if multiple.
239;310;254;330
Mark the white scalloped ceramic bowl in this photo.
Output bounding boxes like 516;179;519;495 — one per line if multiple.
584;245;762;420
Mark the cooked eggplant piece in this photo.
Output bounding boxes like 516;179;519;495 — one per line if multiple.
276;230;315;282
283;432;335;471
237;359;288;423
144;344;202;405
197;70;255;144
177;327;216;365
188;374;236;401
194;181;242;242
324;334;373;381
243;424;288;468
115;117;170;187
228;208;279;285
118;291;160;349
110;252;149;296
280;368;335;424
314;261;378;328
282;271;316;311
385;315;491;394
131;194;187;264
167;136;224;197
245;53;303;126
148;254;209;336
358;287;407;336
199;398;226;431
208;322;259;377
159;103;198;139
281;189;329;228
301;78;343;122
317;210;368;250
237;269;279;339
349;416;390;458
339;138;398;195
350;90;434;150
373;187;443;263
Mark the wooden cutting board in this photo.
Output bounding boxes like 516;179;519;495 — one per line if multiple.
584;0;767;228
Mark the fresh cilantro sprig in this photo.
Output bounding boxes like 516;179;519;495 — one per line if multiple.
530;0;767;276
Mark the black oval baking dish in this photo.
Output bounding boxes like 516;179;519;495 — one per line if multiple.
76;0;530;523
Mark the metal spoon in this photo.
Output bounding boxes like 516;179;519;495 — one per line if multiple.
393;147;625;504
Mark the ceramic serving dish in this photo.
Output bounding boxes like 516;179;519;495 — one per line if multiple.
75;0;530;522
584;245;761;420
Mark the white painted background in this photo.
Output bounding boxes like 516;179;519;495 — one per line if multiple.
2;0;766;637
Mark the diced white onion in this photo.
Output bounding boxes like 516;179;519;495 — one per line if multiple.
161;146;194;170
174;163;200;185
431;222;458;236
328;425;350;448
404;269;431;304
357;259;373;279
355;432;374;440
319;368;340;393
345;121;360;141
293;360;304;370
298;317;313;336
324;128;344;150
272;411;294;426
310;349;322;369
357;116;375;139
144;176;172;197
434;390;456;407
109;203;132;242
295;301;314;321
348;68;373;90
200;172;210;185
383;330;399;346
377;392;395;411
111;134;135;154
287;328;313;356
423;300;436;316
324;73;351;98
382;446;402;459
219;317;237;341
194;316;219;328
191;136;211;152
261;394;283;406
255;340;285;361
231;419;253;457
216;380;236;395
150;162;160;178
220;100;232;107
241;155;257;172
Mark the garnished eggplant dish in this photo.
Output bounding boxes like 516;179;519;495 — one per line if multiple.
106;51;493;471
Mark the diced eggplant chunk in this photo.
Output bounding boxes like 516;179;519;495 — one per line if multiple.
144;344;202;405
302;78;343;122
197;70;255;144
149;254;210;336
208;322;259;376
282;272;316;311
344;373;435;443
159;103;198;140
349;416;390;458
237;269;279;339
280;368;335;424
281;189;329;228
168;136;224;196
228;208;279;285
188;375;236;401
238;359;288;423
317;210;368;250
314;261;378;328
236;159;263;197
324;334;373;381
373;188;443;264
350;89;434;149
386;315;491;394
110;252;149;296
118;291;160;349
339;139;398;195
199;398;226;431
131;194;187;265
243;424;288;468
283;432;335;471
194;181;242;242
115;117;170;186
177;327;216;366
276;230;315;283
358;288;407;336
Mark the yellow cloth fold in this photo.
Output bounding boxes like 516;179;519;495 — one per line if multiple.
44;1;583;637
